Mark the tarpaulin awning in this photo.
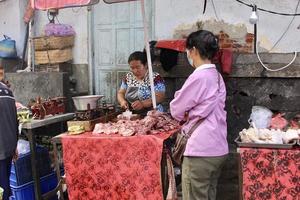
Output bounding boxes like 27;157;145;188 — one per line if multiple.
155;39;186;52
31;0;100;9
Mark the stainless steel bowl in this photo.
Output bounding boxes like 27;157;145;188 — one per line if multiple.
72;95;104;110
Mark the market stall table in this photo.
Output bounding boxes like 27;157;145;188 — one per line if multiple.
21;113;75;200
238;147;300;200
52;130;177;200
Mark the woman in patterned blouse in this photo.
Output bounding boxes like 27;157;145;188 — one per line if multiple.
117;51;166;115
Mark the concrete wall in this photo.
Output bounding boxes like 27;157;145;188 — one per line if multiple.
5;72;70;107
0;0;27;57
1;0;300;65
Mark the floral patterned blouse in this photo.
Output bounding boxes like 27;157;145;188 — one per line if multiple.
120;71;165;112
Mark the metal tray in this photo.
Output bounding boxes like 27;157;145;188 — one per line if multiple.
234;136;297;149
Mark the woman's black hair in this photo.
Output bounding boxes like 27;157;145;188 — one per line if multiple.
186;30;219;60
128;51;147;65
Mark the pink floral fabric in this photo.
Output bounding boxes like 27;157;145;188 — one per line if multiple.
61;131;174;200
240;147;300;200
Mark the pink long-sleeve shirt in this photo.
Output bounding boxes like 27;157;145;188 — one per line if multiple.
170;64;228;157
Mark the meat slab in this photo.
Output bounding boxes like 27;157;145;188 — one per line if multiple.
93;110;179;136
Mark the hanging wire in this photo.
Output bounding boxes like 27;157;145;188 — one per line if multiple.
236;0;299;71
236;0;300;16
55;15;61;24
47;10;54;23
256;39;297;72
255;0;299;72
254;12;300;72
269;0;300;51
211;0;220;20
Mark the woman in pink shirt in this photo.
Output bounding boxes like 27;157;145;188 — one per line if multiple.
170;30;228;200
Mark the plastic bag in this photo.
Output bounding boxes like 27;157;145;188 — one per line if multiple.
0;35;17;58
17;139;30;155
44;23;76;37
249;106;273;129
289;120;299;129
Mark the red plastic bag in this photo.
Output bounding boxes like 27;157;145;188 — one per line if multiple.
289;120;299;129
270;113;288;130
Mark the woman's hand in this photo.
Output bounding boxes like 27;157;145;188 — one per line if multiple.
180;112;189;125
120;100;129;109
131;100;144;110
13;148;18;162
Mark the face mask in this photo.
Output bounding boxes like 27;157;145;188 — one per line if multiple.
186;50;194;67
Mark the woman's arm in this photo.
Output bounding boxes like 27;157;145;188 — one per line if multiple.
117;88;128;109
141;74;166;108
132;73;166;110
170;74;206;121
170;73;219;122
140;91;165;108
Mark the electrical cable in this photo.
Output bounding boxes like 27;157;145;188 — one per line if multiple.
236;0;300;16
47;10;52;23
55;16;61;24
211;0;220;20
270;0;300;51
256;25;298;72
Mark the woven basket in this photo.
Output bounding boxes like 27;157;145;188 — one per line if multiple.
33;35;74;51
35;48;73;65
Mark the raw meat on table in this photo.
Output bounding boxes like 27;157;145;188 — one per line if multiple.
93;110;179;136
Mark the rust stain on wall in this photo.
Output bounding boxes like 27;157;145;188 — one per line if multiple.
173;19;254;53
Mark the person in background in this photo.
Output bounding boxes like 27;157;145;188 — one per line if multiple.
0;80;18;200
117;51;166;116
170;30;228;200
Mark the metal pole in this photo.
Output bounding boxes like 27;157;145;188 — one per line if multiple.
26;130;42;200
28;20;32;71
140;0;157;109
254;23;257;53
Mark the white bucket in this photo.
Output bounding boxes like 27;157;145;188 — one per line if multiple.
0;187;3;200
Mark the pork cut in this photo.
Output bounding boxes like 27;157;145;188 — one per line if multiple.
93;110;179;136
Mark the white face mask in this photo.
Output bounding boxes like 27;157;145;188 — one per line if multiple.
186;50;194;67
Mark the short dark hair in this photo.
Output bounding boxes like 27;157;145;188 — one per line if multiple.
128;51;147;65
186;30;219;60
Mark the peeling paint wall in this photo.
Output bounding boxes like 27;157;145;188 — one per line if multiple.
155;0;300;53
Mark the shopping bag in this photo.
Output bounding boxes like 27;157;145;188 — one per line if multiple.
0;35;17;58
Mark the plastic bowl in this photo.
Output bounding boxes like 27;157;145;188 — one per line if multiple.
72;95;104;111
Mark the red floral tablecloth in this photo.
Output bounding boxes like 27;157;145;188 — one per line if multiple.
240;148;300;200
61;131;174;200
